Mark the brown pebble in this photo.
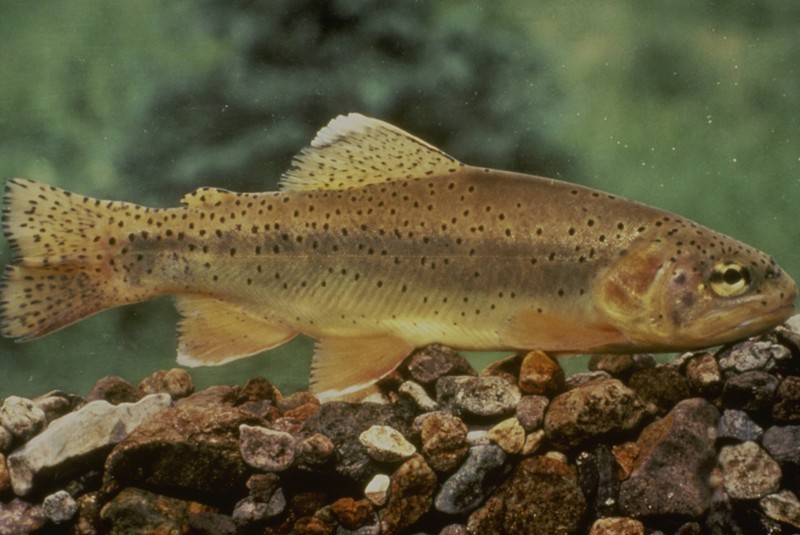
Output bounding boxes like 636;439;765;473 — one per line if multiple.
518;350;566;396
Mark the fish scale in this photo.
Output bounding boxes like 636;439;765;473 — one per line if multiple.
1;114;796;399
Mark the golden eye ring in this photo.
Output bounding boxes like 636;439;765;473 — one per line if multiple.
709;262;751;297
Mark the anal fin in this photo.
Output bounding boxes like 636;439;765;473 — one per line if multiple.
175;295;297;366
501;309;626;353
311;334;415;401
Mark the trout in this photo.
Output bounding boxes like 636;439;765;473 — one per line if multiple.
1;114;796;399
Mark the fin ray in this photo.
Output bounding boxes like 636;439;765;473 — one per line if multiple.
310;334;414;400
280;113;463;191
175;295;297;366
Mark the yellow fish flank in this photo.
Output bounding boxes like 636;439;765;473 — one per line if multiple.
1;114;796;399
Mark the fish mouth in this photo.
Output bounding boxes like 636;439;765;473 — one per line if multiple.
707;302;796;344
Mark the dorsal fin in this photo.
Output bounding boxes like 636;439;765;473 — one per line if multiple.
180;187;238;208
280;113;463;192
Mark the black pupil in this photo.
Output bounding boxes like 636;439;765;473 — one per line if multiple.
723;267;745;285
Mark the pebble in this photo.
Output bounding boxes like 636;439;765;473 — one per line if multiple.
467;455;586;534
364;473;391;506
239;424;296;471
517;350;566;396
683;352;722;396
434;445;507;514
717;340;791;375
398;380;438;412
773;375;800;423
716;409;763;442
137;368;194;399
718;441;781;499
619;398;719;517
762;425;800;465
514;395;548;432
330;497;374;530
436;376;520;418
246;472;281;500
100;487;215;533
628;366;691;414
566;370;613;388
406;345;475;384
520;429;545;456
759;490;800;529
419;412;468;473
42;489;78;523
0;426;12;452
0;396;46;441
232;489;287;523
589;516;645;535
465;429;490;446
7;393;171;496
295;432;336;469
85;375;140;404
32;390;83;424
0;453;9;494
487;417;525;454
544;379;647;449
588;353;656;378
378;455;436;535
0;499;47;534
359;425;416;463
722;370;780;412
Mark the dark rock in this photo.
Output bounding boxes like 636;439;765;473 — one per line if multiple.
379;454;437;535
716;409;763;442
7;394;171;496
588;353;656;379
42;489;78;523
419;412;468;473
104;400;264;499
438;524;467;535
762;425;800;465
99;487;216;534
232;377;282;421
544;379;647;449
479;354;522;385
517;350;566;397
515;395;548;432
436;376;520;418
0;454;9;495
188;511;238;535
619;398;719;518
434;444;507;514
722;371;779;412
0;396;46;442
0;498;47;534
299;401;416;484
467;455;586;534
684;352;723;397
628;365;691;414
73;492;103;535
86;376;141;405
719;441;781;499
137;368;194;400
773;376;800;423
577;445;620;518
239;424;296;471
406;344;475;385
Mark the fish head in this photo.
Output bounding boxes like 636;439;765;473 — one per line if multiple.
593;225;797;351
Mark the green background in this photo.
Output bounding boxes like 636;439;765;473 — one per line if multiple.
1;1;798;399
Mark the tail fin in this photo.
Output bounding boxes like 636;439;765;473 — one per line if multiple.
1;179;154;341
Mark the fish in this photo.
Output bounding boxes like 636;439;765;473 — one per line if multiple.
1;113;796;399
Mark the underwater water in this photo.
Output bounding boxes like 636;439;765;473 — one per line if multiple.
1;1;798;399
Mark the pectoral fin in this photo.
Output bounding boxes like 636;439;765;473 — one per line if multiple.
501;309;625;353
310;334;415;401
175;295;297;366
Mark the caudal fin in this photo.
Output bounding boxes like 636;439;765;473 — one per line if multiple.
0;179;154;341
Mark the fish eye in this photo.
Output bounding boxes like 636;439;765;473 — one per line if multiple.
709;262;751;297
